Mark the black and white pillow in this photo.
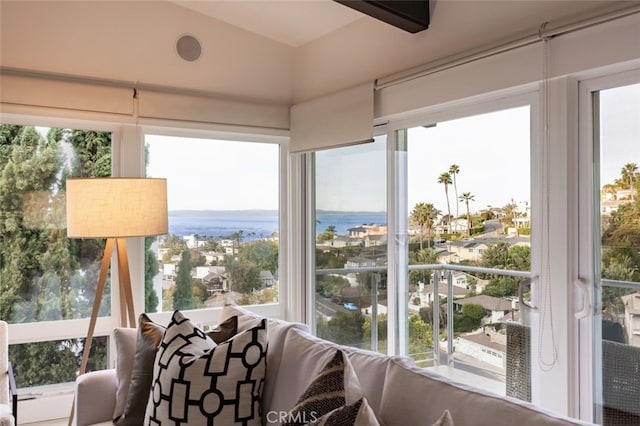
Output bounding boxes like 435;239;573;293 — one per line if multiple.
145;310;267;426
283;350;379;426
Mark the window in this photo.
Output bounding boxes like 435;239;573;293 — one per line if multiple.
587;79;640;424
145;134;280;322
313;136;388;352
0;123;111;387
402;105;532;389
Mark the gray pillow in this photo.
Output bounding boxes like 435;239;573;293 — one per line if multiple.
112;327;137;422
115;313;239;425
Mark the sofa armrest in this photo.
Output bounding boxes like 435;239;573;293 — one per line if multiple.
74;369;117;426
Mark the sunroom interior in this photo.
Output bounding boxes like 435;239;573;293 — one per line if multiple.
1;0;640;424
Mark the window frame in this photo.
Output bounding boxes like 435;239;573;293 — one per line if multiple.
577;68;640;423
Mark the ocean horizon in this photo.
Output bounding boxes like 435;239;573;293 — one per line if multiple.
168;210;387;240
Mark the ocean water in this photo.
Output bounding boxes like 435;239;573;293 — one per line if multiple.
168;211;387;240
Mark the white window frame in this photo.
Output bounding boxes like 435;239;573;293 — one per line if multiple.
0;110;290;422
577;68;640;423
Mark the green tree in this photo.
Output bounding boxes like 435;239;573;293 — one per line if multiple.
410;202;439;249
238;240;278;273
438;172;453;227
173;250;196;310
316;311;365;346
449;164;460;218
619;162;638;200
317;225;337;243
408;313;434;360
223;254;261;294
459;192;475;236
144;237;159;313
1;125;112;387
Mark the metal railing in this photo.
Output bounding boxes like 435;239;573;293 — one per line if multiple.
315;263;532;366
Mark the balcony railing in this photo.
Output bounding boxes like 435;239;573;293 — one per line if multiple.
316;263;532;390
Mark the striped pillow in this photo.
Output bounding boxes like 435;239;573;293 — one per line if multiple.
283;350;379;426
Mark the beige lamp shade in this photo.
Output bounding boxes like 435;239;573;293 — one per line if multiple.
66;178;168;238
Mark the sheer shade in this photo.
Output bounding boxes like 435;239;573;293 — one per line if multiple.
66;178;168;238
290;82;374;153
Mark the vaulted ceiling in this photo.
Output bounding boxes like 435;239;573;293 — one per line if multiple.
0;1;634;104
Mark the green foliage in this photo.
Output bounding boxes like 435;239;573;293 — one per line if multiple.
317;274;349;296
172;250;196;310
0;125;112;387
482;277;517;298
144;237;159;313
237;240;278;273
161;234;187;259
316;311;366;346
317;225;337;243
223;254;261;294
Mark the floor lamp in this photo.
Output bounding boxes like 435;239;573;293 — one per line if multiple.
66;178;167;424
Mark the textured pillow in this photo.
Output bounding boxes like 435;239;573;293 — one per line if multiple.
115;314;165;425
114;313;238;425
145;311;267;425
431;410;455;426
112;327;137;422
309;397;380;426
283;350;379;426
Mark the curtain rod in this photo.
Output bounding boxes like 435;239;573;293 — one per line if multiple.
375;4;640;90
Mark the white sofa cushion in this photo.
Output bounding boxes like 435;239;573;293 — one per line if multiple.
379;357;589;426
268;327;391;425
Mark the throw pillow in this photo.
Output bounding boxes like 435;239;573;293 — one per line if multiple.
112;327;137;422
308;397;380;426
145;311;267;426
283;350;379;426
115;314;165;425
115;313;239;425
431;410;455;426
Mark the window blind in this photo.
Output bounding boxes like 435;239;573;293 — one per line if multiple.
290;82;374;153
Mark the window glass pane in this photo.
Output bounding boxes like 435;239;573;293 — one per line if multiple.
314;136;387;352
0;123;112;386
406;106;531;398
596;82;640;424
145;135;279;315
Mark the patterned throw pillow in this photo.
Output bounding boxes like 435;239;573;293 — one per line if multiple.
145;311;267;426
116;314;239;425
283;350;379;426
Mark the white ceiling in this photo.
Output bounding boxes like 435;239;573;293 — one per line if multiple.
169;0;365;47
168;0;632;49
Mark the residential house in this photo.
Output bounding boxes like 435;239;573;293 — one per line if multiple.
453;295;515;324
621;292;640;346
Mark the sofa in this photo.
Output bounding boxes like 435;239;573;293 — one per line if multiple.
74;305;595;426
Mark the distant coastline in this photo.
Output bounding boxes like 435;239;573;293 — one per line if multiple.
169;209;386;216
167;210;387;239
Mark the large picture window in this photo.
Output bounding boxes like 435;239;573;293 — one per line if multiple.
145;134;280;319
0;123;112;387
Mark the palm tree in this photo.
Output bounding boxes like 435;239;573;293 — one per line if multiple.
459;192;475;236
410;202;440;249
621;162;638;201
449;164;460;218
438;172;452;229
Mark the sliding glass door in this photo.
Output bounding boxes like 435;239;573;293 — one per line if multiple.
586;77;640;425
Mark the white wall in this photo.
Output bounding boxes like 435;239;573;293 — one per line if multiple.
0;0;294;104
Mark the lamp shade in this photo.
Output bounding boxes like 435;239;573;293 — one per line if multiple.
66;178;168;238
